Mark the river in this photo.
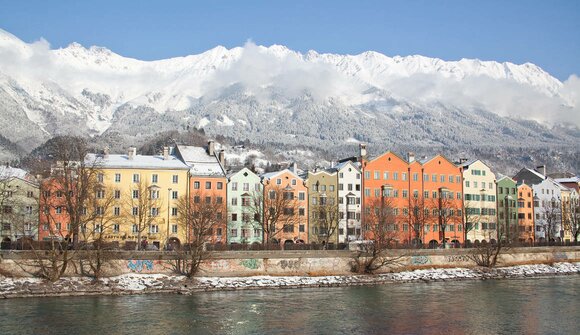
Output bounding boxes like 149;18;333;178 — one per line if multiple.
0;276;578;334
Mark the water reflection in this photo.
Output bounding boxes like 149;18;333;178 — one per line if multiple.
0;276;578;334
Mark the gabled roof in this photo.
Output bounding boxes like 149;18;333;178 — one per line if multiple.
334;160;361;172
420;154;458;167
367;150;408;165
227;167;259;180
0;166;29;179
261;168;303;181
555;176;580;183
175;145;225;176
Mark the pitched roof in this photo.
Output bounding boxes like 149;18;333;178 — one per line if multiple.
175;145;225;176
0;166;29;179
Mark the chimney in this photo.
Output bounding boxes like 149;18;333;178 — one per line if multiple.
407;152;415;163
359;143;367;161
163;146;170;160
128;147;136;160
207;141;215;156
291;162;297;174
536;165;546;177
218;150;225;168
103;147;110;159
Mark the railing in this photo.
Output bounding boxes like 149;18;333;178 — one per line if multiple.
1;240;578;251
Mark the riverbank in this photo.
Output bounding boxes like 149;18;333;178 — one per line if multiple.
1;262;579;299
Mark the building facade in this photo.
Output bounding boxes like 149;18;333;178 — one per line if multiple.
461;160;497;243
335;161;362;243
227;167;263;244
516;183;535;243
496;176;518;243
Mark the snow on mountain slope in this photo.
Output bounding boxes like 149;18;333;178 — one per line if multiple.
0;28;578;155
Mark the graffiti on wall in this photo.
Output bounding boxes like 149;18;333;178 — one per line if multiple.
445;255;470;263
278;260;300;270
239;259;260;269
127;260;155;272
410;255;431;265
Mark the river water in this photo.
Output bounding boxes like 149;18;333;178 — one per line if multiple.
1;276;578;335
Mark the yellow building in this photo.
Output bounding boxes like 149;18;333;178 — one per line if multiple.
86;147;189;249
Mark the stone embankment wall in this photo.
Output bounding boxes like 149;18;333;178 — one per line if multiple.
1;247;579;278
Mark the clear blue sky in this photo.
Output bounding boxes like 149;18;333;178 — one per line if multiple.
1;0;578;80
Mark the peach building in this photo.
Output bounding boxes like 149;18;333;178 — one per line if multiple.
517;183;535;243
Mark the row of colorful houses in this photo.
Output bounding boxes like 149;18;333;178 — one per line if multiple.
0;142;578;248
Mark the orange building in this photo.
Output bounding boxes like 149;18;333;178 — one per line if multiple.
261;168;309;244
516;183;535;243
361;145;464;247
175;142;227;244
38;177;72;241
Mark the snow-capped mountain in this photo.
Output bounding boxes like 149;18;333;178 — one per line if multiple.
0;28;578;167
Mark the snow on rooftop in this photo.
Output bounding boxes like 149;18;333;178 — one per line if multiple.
85;153;189;170
176;145;225;176
0;166;28;179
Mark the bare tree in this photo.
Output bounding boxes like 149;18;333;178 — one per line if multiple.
310;195;340;248
468;232;506;268
430;189;461;247
250;185;301;245
19;137;106;282
462;200;481;244
538;198;562;243
123;179;163;250
352;197;403;274
78;188;117;280
173;191;225;278
566;197;580;243
408;195;427;247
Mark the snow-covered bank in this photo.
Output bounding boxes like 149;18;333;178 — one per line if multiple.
1;263;579;299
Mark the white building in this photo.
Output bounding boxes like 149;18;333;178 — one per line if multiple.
335;161;362;243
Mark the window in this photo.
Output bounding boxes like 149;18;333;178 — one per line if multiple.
132;207;138;216
393;172;398;181
231;197;238;206
384;172;389;180
299;208;305;216
230;229;239;238
424;191;429;199
243;182;249;191
115;173;121;182
299;192;305;200
283;224;294;233
133;174;140;183
216;196;223;204
402;172;407;181
114;190;121;199
205;196;211;204
449;175;453;183
172;191;178;199
474;181;478;188
432;174;437;182
402;190;408;198
172;175;178;183
151;207;159;216
374;171;379;180
172;207;178;216
254;228;261;237
194;181;201;189
27;191;34;198
241;197;250;207
456;176;461;184
413;190;419;198
132;224;138;233
55;207;62;214
94;224;102;233
25;206;33;214
231;213;238;221
113;224;120;233
152;174;158;183
149;225;159;234
276;178;282;185
114;207;120;216
56;191;63;198
171;224;178;234
364;171;370;179
97;173;104;183
465;181;470;188
413;173;418;181
217;182;223;190
205;181;212;189
150;190;159;199
440;175;445;182
291;179;297;186
364;188;370;197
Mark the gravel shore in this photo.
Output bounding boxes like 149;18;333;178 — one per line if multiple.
1;262;579;299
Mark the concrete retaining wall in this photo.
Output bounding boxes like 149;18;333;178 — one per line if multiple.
1;247;579;278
